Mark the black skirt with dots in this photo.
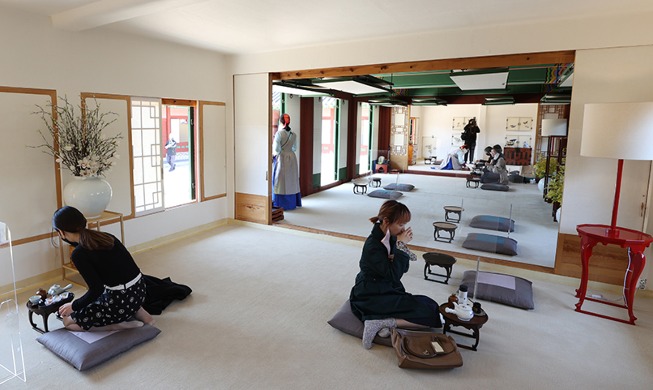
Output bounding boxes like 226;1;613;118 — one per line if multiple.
71;278;146;330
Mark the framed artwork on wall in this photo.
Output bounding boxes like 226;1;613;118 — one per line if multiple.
506;117;533;131
452;116;473;130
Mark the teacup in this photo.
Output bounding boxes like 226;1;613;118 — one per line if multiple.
28;295;41;305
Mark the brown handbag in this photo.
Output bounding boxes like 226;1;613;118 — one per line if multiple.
391;329;463;369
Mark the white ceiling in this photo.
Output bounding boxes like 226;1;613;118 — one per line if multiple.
2;0;653;55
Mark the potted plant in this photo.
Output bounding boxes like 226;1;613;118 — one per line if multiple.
533;157;558;181
545;165;565;222
33;96;121;218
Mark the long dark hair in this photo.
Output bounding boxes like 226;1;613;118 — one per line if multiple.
370;200;411;225
52;206;115;251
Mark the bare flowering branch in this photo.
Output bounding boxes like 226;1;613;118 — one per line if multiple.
31;96;122;177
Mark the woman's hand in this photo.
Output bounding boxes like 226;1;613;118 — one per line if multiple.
397;227;413;244
58;302;73;317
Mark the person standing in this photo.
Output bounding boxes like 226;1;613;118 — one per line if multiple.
462;118;481;163
350;200;442;349
53;206;154;331
272;113;302;210
164;137;177;171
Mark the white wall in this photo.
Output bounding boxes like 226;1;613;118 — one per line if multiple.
0;7;231;286
417;104;537;163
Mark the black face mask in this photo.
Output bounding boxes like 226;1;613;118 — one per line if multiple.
60;237;78;246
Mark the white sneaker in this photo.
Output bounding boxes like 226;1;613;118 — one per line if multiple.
377;328;391;338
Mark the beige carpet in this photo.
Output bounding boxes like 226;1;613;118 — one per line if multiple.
280;173;558;268
5;223;653;389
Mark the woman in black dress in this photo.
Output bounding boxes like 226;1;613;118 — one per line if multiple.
350;200;441;349
54;206;154;331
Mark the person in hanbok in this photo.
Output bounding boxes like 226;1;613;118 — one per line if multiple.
272;113;302;210
439;144;469;170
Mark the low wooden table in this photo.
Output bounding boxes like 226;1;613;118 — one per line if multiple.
352;180;368;194
26;293;74;333
433;221;457;243
466;176;481;188
422;252;456;284
439;302;489;351
443;206;464;223
370;177;382;188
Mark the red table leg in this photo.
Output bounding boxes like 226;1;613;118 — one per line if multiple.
575;235;596;310
624;248;646;324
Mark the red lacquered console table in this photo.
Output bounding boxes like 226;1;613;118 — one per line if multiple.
575;224;653;325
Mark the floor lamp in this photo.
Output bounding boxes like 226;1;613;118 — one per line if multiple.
575;101;653;324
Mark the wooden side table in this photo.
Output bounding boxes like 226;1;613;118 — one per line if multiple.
433;222;457;243
422;252;456;284
26;293;74;333
352;180;368;194
439;302;489;351
575;224;653;325
443;206;464;223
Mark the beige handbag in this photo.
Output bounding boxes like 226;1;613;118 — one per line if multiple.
391;329;463;369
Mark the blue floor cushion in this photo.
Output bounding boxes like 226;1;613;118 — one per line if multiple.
383;183;415;191
462;233;518;256
470;215;515;232
367;189;403;200
461;270;534;310
481;183;510;191
37;324;161;370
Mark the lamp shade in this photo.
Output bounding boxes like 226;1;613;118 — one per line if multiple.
581;102;653;160
541;118;568;136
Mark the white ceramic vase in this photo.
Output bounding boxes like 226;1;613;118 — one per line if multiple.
537;178;545;193
63;176;112;218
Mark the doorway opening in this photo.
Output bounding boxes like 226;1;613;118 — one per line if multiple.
161;102;196;208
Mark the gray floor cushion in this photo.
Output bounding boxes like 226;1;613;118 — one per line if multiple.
462;233;518;256
327;300;392;347
461;270;534;310
470;215;515;232
383;183;415;191
481;183;510;191
37;324;161;370
367;189;403;200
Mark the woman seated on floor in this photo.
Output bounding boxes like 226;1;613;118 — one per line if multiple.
481;144;509;184
53;206;154;331
439;144;469;170
349;200;442;349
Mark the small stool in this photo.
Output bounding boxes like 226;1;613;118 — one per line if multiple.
422;252;457;284
466;176;480;189
26;293;74;333
433;221;457;243
370;177;382;188
352;181;367;194
443;206;464;223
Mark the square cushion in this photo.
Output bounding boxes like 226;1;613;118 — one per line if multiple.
462;233;518;256
367;189;403;200
327;300;392;347
383;183;415;192
37;324;161;371
461;270;534;310
470;215;515;232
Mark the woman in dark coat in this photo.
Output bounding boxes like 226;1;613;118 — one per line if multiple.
350;200;441;349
